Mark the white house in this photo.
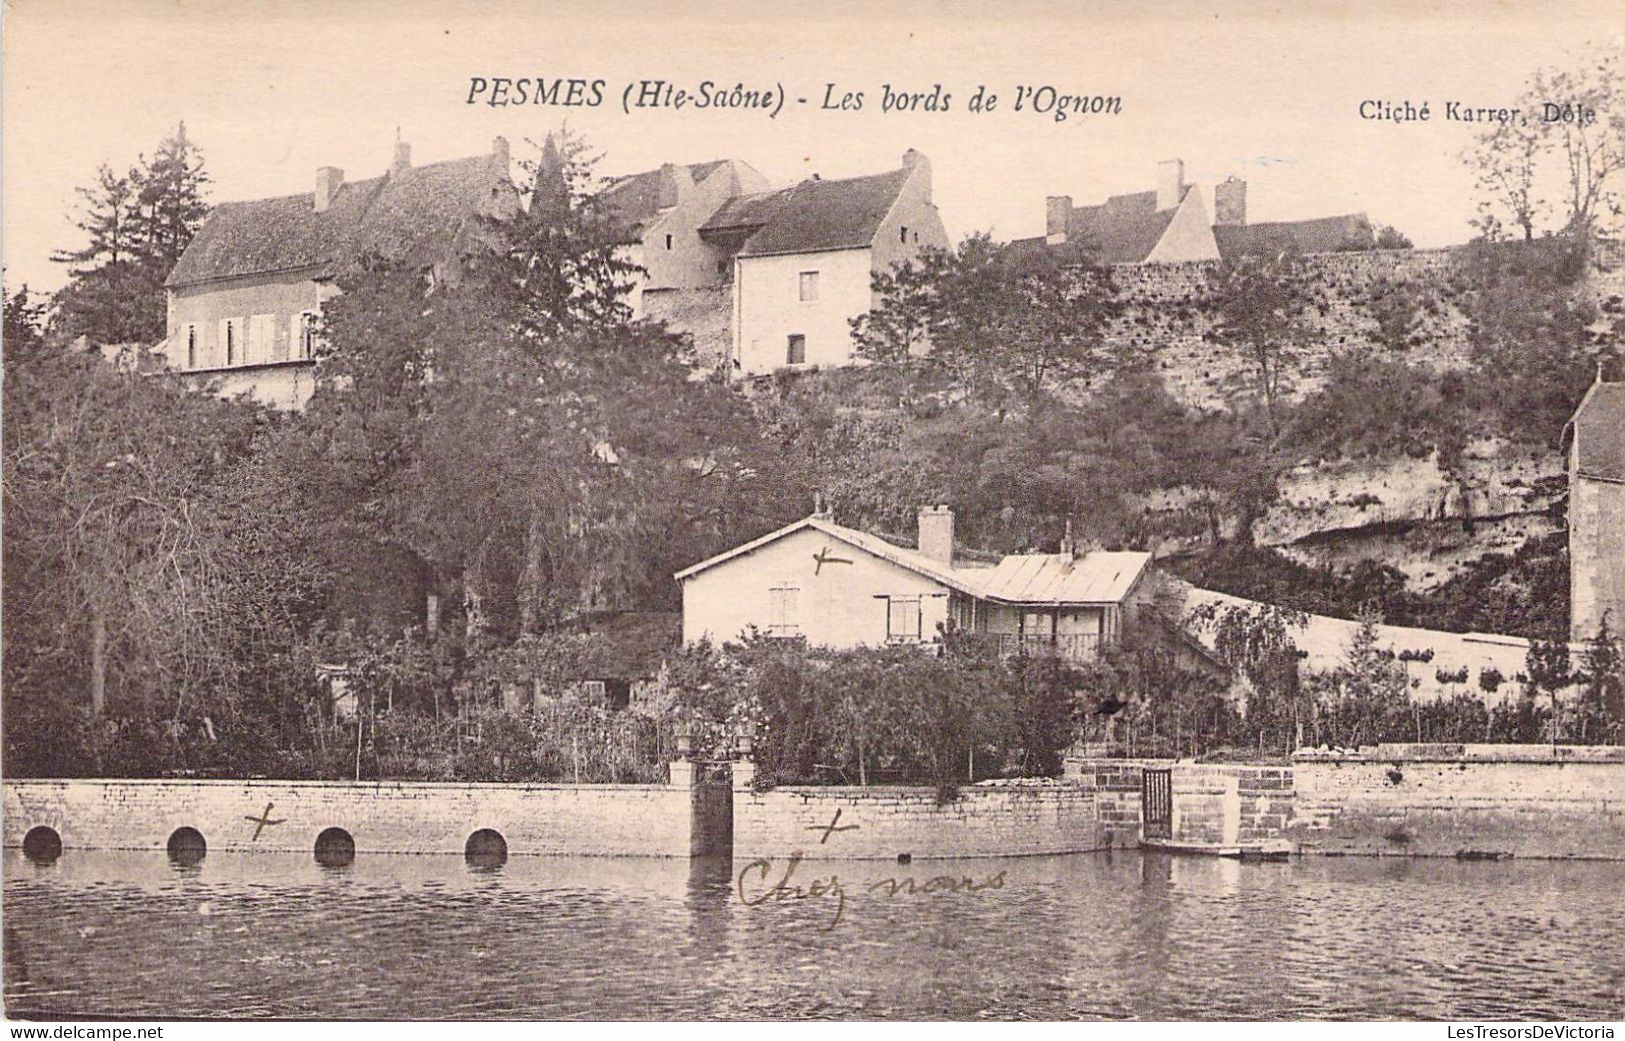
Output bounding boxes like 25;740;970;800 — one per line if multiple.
701;149;949;375
674;505;1154;661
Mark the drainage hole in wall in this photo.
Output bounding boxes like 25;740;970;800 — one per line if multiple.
465;828;508;869
314;827;356;867
166;826;207;866
22;826;62;864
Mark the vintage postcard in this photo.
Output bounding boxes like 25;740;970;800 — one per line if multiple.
3;0;1623;1027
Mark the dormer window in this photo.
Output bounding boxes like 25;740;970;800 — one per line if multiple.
900;226;909;244
665;234;673;250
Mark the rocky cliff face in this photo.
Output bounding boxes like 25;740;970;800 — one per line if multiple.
1257;439;1566;588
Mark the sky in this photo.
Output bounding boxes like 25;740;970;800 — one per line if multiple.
4;0;1622;294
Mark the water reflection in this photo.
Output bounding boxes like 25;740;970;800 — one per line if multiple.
4;849;1623;1020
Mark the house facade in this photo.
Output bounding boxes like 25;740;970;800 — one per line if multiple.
1020;158;1374;265
675;505;1153;661
598;158;769;317
1566;377;1625;642
160;137;519;409
714;149;948;375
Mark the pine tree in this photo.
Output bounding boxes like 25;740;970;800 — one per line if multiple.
502;130;644;348
133;122;210;275
50;125;209;346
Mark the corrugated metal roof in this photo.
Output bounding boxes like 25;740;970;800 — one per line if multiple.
977;551;1152;604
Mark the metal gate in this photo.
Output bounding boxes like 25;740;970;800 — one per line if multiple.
1142;768;1173;840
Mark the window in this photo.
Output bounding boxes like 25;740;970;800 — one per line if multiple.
665;233;673;250
768;584;801;636
248;314;276;363
786;334;806;365
887;597;922;642
219;319;238;365
798;270;819;302
716;258;731;281
900;226;908;244
296;311;319;360
185;325;197;369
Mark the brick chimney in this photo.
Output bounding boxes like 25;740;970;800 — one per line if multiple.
1156;158;1186;211
1214;175;1247;226
918;505;954;565
391;139;411;177
314;166;344;213
1046;195;1072;244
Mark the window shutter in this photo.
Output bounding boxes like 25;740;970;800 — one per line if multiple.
217;319;230;366
288;314;302;361
769;586;800;634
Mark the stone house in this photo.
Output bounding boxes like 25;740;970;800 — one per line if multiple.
159;137;520;410
707;149;948;375
1565;376;1625;642
675;505;1153;660
597;158;769;317
1020;158;1373;265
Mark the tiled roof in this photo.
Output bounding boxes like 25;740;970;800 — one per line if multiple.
601;160;729;233
733;168;913;257
1065;189;1183;265
1570;381;1625;483
1007;188;1184;265
165;153;508;288
1213;213;1374;260
675;514;1149;606
699;189;789;234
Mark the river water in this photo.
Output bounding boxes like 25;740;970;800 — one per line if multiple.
4;849;1622;1020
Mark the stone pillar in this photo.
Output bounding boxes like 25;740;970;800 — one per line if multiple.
732;758;756;791
669;759;696;789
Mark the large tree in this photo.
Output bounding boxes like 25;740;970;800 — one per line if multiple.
853;233;1120;415
1464;47;1625;252
1204;251;1321;445
50;124;209;345
3;296;324;776
299;132;802;647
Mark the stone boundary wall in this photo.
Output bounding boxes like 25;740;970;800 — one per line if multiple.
2;778;697;858
1288;745;1625;859
730;779;1101;861
11;745;1619;862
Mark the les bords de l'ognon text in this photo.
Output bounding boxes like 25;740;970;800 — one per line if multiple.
462;76;1604;129
464;76;1122;122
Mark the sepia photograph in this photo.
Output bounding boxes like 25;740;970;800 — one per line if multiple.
2;0;1624;1026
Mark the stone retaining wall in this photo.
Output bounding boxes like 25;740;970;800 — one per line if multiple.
1289;746;1625;859
731;773;1100;861
2;777;697;858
